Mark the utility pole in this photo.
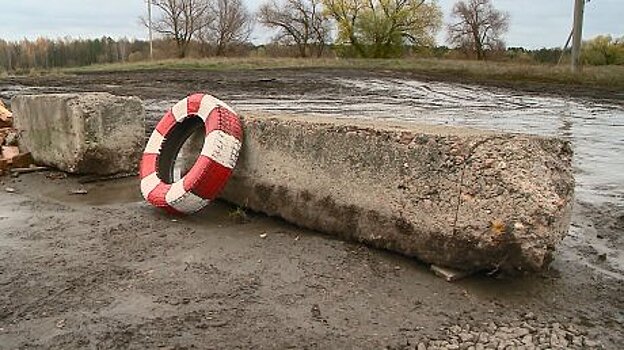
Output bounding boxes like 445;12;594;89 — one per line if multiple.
147;0;154;60
571;0;585;72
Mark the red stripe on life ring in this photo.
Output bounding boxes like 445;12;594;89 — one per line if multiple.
206;107;243;141
183;155;233;199
147;182;180;214
156;110;177;137
139;153;158;179
187;93;203;115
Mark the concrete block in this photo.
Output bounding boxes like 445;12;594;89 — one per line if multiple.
12;93;145;175
220;114;574;274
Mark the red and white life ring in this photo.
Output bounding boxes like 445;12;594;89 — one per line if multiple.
140;93;243;214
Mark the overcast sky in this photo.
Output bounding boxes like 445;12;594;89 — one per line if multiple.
1;0;622;49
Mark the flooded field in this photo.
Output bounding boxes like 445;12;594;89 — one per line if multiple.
222;77;624;204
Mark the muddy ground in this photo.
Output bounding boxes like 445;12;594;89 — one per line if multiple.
1;69;623;349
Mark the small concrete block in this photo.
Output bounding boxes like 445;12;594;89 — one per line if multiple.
12;93;145;175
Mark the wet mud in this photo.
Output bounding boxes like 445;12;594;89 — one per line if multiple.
0;69;623;349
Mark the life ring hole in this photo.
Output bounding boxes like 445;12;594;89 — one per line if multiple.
157;115;205;184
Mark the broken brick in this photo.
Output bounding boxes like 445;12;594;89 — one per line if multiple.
0;101;12;128
2;146;19;160
0;158;8;171
10;152;34;168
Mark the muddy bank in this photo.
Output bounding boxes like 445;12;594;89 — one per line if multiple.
0;173;622;349
2;68;624;105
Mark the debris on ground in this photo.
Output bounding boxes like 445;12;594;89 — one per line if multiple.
0;100;12;128
46;172;68;180
69;189;89;195
418;321;604;350
1;145;19;160
55;319;65;329
0;102;37;175
10;166;48;175
228;207;249;224
431;265;471;282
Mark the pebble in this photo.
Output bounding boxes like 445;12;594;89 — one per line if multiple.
458;333;473;342
415;320;602;350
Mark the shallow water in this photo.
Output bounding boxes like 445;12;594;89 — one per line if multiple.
228;78;624;206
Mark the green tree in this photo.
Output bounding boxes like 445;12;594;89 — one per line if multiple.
323;0;442;58
582;35;624;66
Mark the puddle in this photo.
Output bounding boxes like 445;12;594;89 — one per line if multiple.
38;177;143;206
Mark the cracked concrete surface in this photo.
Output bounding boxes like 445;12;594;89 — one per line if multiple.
219;114;574;274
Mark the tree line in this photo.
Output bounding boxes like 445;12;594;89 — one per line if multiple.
1;0;622;72
0;37;151;71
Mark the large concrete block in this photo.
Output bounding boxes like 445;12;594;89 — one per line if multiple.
12;93;145;175
220;114;574;274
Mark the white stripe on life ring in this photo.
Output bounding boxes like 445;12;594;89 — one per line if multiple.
145;131;165;154
197;95;235;121
201;130;242;169
169;192;210;214
172;97;189;121
165;180;187;204
140;172;161;199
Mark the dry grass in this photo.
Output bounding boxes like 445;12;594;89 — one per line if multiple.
63;57;624;90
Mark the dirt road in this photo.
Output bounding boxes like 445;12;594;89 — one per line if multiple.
0;69;623;349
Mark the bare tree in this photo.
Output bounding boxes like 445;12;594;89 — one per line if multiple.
257;0;331;58
447;0;509;60
201;0;253;56
146;0;210;58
